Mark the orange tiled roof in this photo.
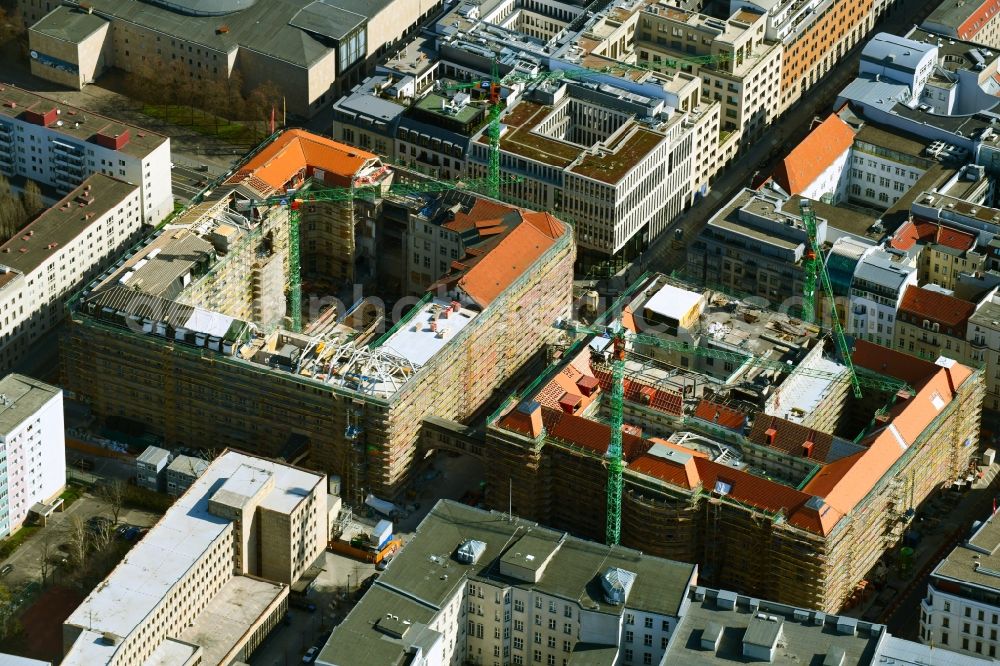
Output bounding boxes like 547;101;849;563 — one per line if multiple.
898;285;976;332
748;415;834;462
891;218;976;252
593;368;683;416
889;220;920;251
226;129;380;193
771;114;855;195
935;224;976;252
442;198;519;233
456;212;564;307
692;400;746;431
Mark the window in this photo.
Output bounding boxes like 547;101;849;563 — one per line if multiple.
624;649;633;662
625;630;634;643
515;600;525;613
515;620;524;632
643;655;652;665
548;619;557;630
564;623;572;635
644;634;652;646
564;605;573;618
644;618;653;629
626;614;635;625
534;632;542;644
514;637;524;650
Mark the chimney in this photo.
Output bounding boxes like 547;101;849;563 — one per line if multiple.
765;428;777;445
802;440;814;458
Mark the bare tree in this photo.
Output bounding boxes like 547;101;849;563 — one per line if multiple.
37;531;56;586
90;519;113;554
246;80;282;139
67;516;88;569
99;479;127;526
20;179;42;220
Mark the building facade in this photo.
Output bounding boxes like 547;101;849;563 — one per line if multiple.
922;0;1000;49
0;174;142;372
848;248;918;348
895;285;978;362
135;445;170;492
62;450;327;665
0;86;170;223
0;374;64;539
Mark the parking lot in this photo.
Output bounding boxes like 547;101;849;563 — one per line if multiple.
171;159;222;204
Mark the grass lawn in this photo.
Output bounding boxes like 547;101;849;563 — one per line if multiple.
59;486;83;509
140;104;259;145
0;526;39;559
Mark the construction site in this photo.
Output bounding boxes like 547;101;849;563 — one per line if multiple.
487;273;984;613
59;129;575;502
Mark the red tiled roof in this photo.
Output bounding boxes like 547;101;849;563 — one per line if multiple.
935;224;976;252
889;220;920;251
891;218;975;253
771;114;855;195
898;285;976;332
442;198;518;233
455;213;563;308
748;415;835;462
593;368;683;416
226;129;380;193
692;400;746;431
541;407;651;461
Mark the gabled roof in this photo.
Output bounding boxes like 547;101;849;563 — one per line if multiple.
891;218;976;252
898;285;976;331
455;212;564;308
748;416;835;462
771;115;855;195
226;129;381;194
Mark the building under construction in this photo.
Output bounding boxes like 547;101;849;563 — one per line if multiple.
60;130;575;501
487;273;983;613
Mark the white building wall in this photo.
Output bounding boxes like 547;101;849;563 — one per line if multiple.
921;584;1000;659
801;146;851;204
847;149;927;209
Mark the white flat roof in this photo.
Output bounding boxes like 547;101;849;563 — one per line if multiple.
63;451;322;664
643;284;702;322
381;298;477;367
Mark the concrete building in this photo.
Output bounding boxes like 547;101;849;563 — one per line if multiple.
847;124;937;210
895;284;981;361
62;450;328;665
0;374;64;539
922;0;1000;49
921;511;1000;659
22;0;441;117
968;298;1000;411
486;273;984;613
61;129;575;502
848;247;918;348
317;499;698;666
165;454;208;497
0;174;142;373
686;188;828;306
890;218;985;291
630;5;783;149
135;445;170;492
0;85;170;223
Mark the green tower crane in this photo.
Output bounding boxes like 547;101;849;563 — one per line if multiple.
562;320;910;544
799;199;862;398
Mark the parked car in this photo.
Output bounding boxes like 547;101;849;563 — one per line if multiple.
302;646;319;663
0;564;14;577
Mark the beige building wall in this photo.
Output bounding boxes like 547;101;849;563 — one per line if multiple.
919;245;987;292
28;19;110;89
367;0;442;58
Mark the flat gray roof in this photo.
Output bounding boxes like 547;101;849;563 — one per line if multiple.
854;124;930;160
137;445;170;467
0;374;60;436
31;6;109;42
321;500;695;665
665;587;884;665
933;514;1000;592
0;85;166;158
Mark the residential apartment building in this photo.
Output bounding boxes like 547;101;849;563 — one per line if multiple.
135;445;170;492
848;248;918;348
921;512;1000;659
0;374;64;539
62;450;328;665
317;500;698;666
23;0;441;117
889;218;987;291
61;130;575;502
895;285;978;361
922;0;1000;49
0;86;170;223
0;174;142;372
632;5;783;149
686;188;828;305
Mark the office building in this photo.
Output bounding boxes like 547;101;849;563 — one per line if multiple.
0;85;170;223
0;374;64;539
135;445;170;492
485;273;984;612
317;499;698;666
61;129;575;502
848;248;918;349
0;174;141;372
23;0;441;116
890;219;985;291
62;450;328;665
895;284;980;361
